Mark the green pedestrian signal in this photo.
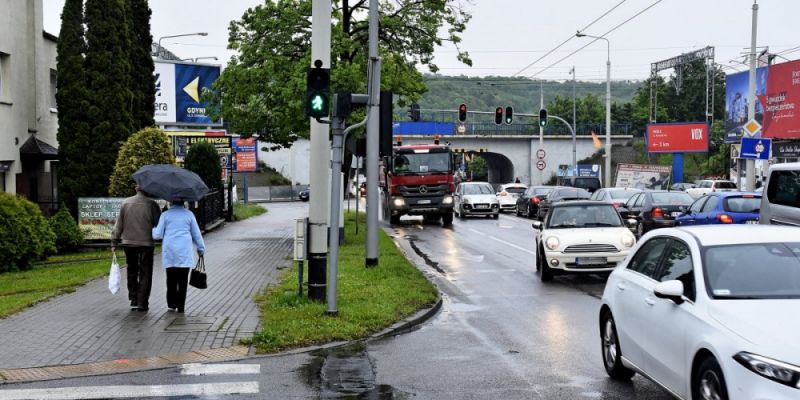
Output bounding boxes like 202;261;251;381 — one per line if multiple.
539;108;547;127
505;106;513;125
305;60;330;119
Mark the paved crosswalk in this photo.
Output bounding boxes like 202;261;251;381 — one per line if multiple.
0;363;261;400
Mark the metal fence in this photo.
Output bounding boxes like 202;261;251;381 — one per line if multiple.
190;190;225;231
240;185;310;202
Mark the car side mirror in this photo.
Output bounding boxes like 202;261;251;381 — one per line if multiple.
531;221;543;230
654;280;684;304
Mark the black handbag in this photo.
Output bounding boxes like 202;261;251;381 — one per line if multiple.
189;256;207;289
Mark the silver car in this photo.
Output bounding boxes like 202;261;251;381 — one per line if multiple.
454;182;500;219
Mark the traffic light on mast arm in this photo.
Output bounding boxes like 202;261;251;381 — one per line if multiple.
494;107;503;125
505;106;513;125
539;108;548;127
305;60;330;119
458;103;467;122
408;103;421;121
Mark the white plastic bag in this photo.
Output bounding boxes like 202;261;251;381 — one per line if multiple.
108;252;121;294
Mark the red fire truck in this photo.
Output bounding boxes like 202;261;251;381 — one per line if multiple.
381;137;455;225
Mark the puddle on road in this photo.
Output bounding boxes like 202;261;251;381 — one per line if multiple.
300;343;413;399
407;239;447;276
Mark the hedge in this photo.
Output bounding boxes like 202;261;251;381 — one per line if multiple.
49;203;84;252
0;193;56;272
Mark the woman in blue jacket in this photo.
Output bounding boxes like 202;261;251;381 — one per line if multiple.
152;201;205;313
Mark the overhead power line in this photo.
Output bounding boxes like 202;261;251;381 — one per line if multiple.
511;0;628;77
527;0;663;79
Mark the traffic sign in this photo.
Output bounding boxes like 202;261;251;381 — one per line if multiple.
536;149;546;159
743;119;762;137
740;137;771;160
456;123;466;134
536;160;546;171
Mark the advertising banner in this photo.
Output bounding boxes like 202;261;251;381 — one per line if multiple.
725;67;768;142
762;59;800;139
772;140;800;158
79;198;167;240
614;164;672;190
153;61;221;125
646;123;709;153
740;137;771;160
232;137;258;172
576;164;600;177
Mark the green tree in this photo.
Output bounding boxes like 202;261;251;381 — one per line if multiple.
56;0;91;211
206;0;472;148
468;156;488;181
185;143;223;191
127;0;156;130
109;127;176;197
84;0;134;196
49;203;84;252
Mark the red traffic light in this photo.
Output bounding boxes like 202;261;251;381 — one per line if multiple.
494;107;503;125
458;103;467;122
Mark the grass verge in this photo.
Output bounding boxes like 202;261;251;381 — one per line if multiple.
0;249;124;318
251;212;438;353
234;202;268;221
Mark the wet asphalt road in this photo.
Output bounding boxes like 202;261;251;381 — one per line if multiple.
0;205;676;399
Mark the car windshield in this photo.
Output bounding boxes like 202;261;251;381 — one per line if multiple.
463;184;494;195
715;181;737;189
393;152;450;174
651;192;693;205
504;187;526;194
724;196;761;213
608;189;638;200
554;188;590;199
547;205;622;228
574;178;600;191
534;188;554;196
703;243;800;299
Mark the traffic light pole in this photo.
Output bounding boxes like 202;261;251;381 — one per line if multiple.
365;0;380;267
308;0;331;301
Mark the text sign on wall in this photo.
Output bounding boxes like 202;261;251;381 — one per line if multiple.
647;123;709;153
78;198;123;241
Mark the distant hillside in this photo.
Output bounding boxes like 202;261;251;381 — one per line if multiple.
414;75;642;115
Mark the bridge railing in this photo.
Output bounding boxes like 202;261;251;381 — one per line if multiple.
394;120;632;136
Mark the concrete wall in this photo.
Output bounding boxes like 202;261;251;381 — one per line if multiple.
401;135;632;185
257;139;311;185
0;0;58;195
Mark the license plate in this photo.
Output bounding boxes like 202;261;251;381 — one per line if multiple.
576;257;607;266
671;212;681;217
746;220;759;225
417;199;431;204
475;204;488;209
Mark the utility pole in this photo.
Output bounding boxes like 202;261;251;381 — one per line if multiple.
538;80;544;184
745;0;759;192
308;0;331;301
571;66;577;169
365;0;381;267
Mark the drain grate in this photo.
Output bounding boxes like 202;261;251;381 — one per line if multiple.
165;316;218;332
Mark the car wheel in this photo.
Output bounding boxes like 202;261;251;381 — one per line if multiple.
636;222;644;238
601;311;636;380
527;205;535;219
539;247;553;282
492;213;499;219
693;357;729;400
515;205;521;217
390;214;400;225
442;212;453;226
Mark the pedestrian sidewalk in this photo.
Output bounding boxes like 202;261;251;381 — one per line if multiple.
0;202;304;373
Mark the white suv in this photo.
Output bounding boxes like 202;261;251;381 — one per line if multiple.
687;180;737;199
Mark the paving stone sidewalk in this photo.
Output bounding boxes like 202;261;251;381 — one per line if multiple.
0;202;304;370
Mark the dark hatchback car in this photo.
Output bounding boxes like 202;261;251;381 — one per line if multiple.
536;187;592;220
298;187;310;202
515;186;555;219
619;190;694;238
557;176;602;193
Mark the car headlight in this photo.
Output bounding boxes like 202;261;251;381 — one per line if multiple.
545;236;560;250
392;197;405;207
442;195;453;205
734;352;800;389
621;235;635;248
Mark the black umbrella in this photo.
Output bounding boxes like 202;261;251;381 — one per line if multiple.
133;164;209;201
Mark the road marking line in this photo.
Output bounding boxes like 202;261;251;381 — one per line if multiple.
0;382;259;400
468;228;537;256
180;363;260;375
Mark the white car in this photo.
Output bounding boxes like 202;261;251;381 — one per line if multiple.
600;225;800;400
687;180;737;199
454;182;500;219
496;183;527;212
532;201;636;281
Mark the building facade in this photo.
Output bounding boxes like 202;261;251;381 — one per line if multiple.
0;0;59;212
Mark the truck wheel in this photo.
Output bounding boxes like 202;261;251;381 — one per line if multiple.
442;212;454;225
390;214;401;225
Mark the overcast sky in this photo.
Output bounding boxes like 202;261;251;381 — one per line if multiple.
43;0;800;82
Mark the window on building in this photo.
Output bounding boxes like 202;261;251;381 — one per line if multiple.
49;69;57;110
0;52;9;101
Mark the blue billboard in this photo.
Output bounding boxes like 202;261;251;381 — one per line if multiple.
154;61;221;125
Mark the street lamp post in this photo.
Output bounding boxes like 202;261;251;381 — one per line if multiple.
570;66;577;170
156;32;208;59
576;32;612;187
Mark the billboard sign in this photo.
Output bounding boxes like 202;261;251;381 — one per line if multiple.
762;59;800;139
725;66;768;142
739;137;771;160
646;122;709;153
772;140;800;158
614;164;672;190
232;137;258;172
154;61;221;125
576;164;600;177
78;198;167;240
